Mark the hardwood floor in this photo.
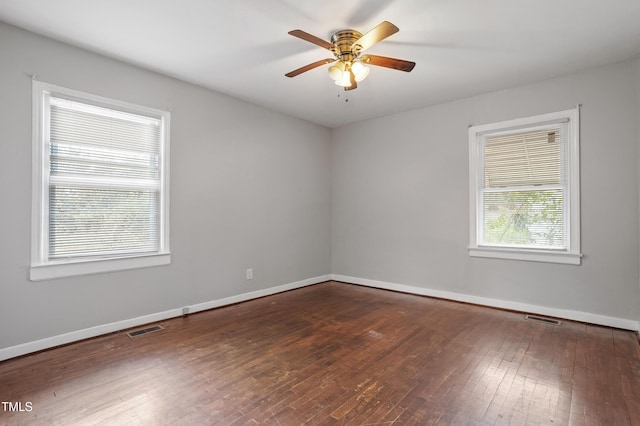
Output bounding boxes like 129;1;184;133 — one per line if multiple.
1;281;639;425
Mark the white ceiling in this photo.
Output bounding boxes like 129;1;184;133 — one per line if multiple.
2;0;640;128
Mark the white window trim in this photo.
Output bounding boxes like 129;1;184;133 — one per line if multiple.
31;81;171;280
468;108;582;265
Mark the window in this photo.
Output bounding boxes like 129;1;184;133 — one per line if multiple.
31;81;170;280
468;108;581;264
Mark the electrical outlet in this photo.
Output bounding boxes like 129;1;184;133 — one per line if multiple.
246;268;253;280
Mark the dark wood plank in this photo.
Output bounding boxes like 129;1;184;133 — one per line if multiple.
1;281;639;425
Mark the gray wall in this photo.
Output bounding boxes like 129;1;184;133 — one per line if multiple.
2;21;639;354
332;59;640;323
0;23;332;349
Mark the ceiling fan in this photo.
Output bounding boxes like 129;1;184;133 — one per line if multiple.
285;21;415;91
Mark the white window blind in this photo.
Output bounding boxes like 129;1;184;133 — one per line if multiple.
479;124;568;249
48;98;162;259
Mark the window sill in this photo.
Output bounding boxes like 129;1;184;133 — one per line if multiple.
468;247;582;265
30;253;171;281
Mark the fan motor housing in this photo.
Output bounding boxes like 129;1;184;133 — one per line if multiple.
331;30;363;61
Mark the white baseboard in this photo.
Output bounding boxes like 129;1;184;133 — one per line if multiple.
0;308;183;362
331;274;640;332
2;273;634;362
183;275;331;314
0;275;331;362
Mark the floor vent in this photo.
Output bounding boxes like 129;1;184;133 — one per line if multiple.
525;315;561;325
126;325;164;338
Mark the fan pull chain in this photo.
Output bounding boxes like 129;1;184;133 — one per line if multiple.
337;90;349;103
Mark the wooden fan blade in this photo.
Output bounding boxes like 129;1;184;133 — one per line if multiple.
362;54;416;72
285;58;335;77
353;21;399;53
288;30;333;50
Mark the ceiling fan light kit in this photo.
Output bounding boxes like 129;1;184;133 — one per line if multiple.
350;62;370;82
285;21;415;91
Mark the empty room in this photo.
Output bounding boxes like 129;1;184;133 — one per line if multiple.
1;0;640;424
